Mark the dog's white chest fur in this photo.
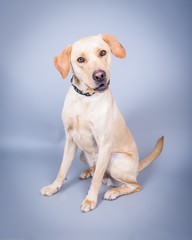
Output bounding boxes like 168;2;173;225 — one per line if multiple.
66;114;97;155
62;87;111;155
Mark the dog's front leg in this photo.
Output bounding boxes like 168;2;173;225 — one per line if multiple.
41;134;77;196
81;144;111;212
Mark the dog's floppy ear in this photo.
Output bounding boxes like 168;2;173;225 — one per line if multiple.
54;45;72;79
102;34;126;58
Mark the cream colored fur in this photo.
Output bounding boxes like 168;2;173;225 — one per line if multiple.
41;34;164;212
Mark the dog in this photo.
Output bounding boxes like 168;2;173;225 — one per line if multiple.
41;34;164;212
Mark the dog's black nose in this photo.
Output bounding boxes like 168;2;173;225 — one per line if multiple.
92;69;106;82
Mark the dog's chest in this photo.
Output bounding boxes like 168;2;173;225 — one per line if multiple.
63;89;112;153
64;103;98;154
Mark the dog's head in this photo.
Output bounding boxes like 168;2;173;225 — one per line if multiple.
54;34;126;93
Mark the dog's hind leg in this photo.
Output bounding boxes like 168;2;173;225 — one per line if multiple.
79;167;95;180
103;182;142;200
103;153;142;200
79;151;95;179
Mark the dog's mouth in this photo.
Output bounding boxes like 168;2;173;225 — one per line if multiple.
94;81;110;92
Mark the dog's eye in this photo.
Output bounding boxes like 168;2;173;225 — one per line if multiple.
100;50;107;57
77;57;85;63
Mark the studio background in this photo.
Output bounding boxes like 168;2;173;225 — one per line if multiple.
0;0;191;239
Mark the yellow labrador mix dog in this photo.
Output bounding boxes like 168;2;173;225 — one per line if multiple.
41;34;164;212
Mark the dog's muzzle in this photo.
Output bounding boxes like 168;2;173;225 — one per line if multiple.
93;69;110;92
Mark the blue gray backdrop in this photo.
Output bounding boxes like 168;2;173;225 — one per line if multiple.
0;0;191;239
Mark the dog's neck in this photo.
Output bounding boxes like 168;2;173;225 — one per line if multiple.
71;75;96;97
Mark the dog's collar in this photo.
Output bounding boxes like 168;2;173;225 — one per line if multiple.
71;76;95;97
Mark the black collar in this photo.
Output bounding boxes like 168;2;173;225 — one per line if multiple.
71;77;95;97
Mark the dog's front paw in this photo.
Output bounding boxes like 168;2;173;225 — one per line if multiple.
81;198;97;212
40;183;61;196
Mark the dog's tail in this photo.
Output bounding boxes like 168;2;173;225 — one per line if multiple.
138;136;164;173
